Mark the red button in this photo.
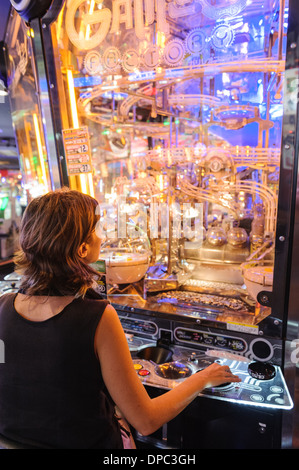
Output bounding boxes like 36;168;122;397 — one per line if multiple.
138;369;150;376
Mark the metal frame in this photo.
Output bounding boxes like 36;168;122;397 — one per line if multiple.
34;0;299;448
30;0;68;189
239;0;299;349
30;19;62;190
279;0;299;448
268;0;299;336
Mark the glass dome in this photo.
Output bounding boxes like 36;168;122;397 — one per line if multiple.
98;227;151;284
206;227;227;246
227;227;248;247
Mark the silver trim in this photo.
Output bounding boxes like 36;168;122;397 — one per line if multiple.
30;18;61;189
10;0;31;11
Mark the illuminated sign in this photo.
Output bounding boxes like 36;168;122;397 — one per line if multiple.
66;0;168;50
65;0;247;51
62;126;93;175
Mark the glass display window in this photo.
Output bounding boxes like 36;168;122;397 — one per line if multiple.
44;0;291;328
5;9;52;200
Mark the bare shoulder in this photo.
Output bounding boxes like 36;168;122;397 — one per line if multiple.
101;303;122;326
102;302;118;316
95;303;128;350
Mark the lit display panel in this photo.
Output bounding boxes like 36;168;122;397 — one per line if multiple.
50;0;289;327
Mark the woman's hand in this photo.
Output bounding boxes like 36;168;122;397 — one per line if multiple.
96;305;243;435
198;362;242;389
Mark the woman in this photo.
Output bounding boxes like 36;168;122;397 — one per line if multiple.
0;188;241;449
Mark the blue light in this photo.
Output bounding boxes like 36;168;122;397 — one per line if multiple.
73;76;102;87
128;71;156;81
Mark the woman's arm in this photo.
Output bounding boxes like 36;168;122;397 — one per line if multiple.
95;304;241;436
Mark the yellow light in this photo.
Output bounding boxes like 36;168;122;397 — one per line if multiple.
88;172;95;197
56;4;65;41
26;26;34;38
127;159;133;176
158;174;164;191
100;163;108;177
33;113;49;190
157;31;166;48
67;69;79;128
85;0;96;40
66;69;88;194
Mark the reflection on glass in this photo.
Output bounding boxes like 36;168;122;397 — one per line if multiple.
5;10;51;199
49;0;289;325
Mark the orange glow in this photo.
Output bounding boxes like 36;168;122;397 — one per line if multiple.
66;69;90;195
85;0;96;40
33;113;49;191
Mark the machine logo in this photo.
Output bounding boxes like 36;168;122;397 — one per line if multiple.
65;0;169;51
84;51;102;75
65;0;244;51
63;0;244;73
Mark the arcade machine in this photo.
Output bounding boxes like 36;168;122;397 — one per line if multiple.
3;0;299;448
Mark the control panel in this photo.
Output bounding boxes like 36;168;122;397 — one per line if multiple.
131;351;293;411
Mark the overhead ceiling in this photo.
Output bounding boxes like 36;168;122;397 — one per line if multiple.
0;0;19;169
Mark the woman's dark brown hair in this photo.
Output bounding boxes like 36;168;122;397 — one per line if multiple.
14;187;100;297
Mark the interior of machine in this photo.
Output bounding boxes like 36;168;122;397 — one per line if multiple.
6;0;290;327
50;0;288;326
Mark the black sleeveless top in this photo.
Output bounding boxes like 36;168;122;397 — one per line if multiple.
0;291;123;449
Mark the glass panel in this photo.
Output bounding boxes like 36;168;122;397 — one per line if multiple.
5;9;52;200
50;0;289;327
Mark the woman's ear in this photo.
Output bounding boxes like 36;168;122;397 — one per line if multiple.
78;242;88;258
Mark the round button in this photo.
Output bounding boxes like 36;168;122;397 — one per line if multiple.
270;386;283;394
250;394;264;402
138;369;150;376
134;363;143;371
248;362;276;380
155;362;192;380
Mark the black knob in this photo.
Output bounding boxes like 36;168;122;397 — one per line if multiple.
248;362;276;380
